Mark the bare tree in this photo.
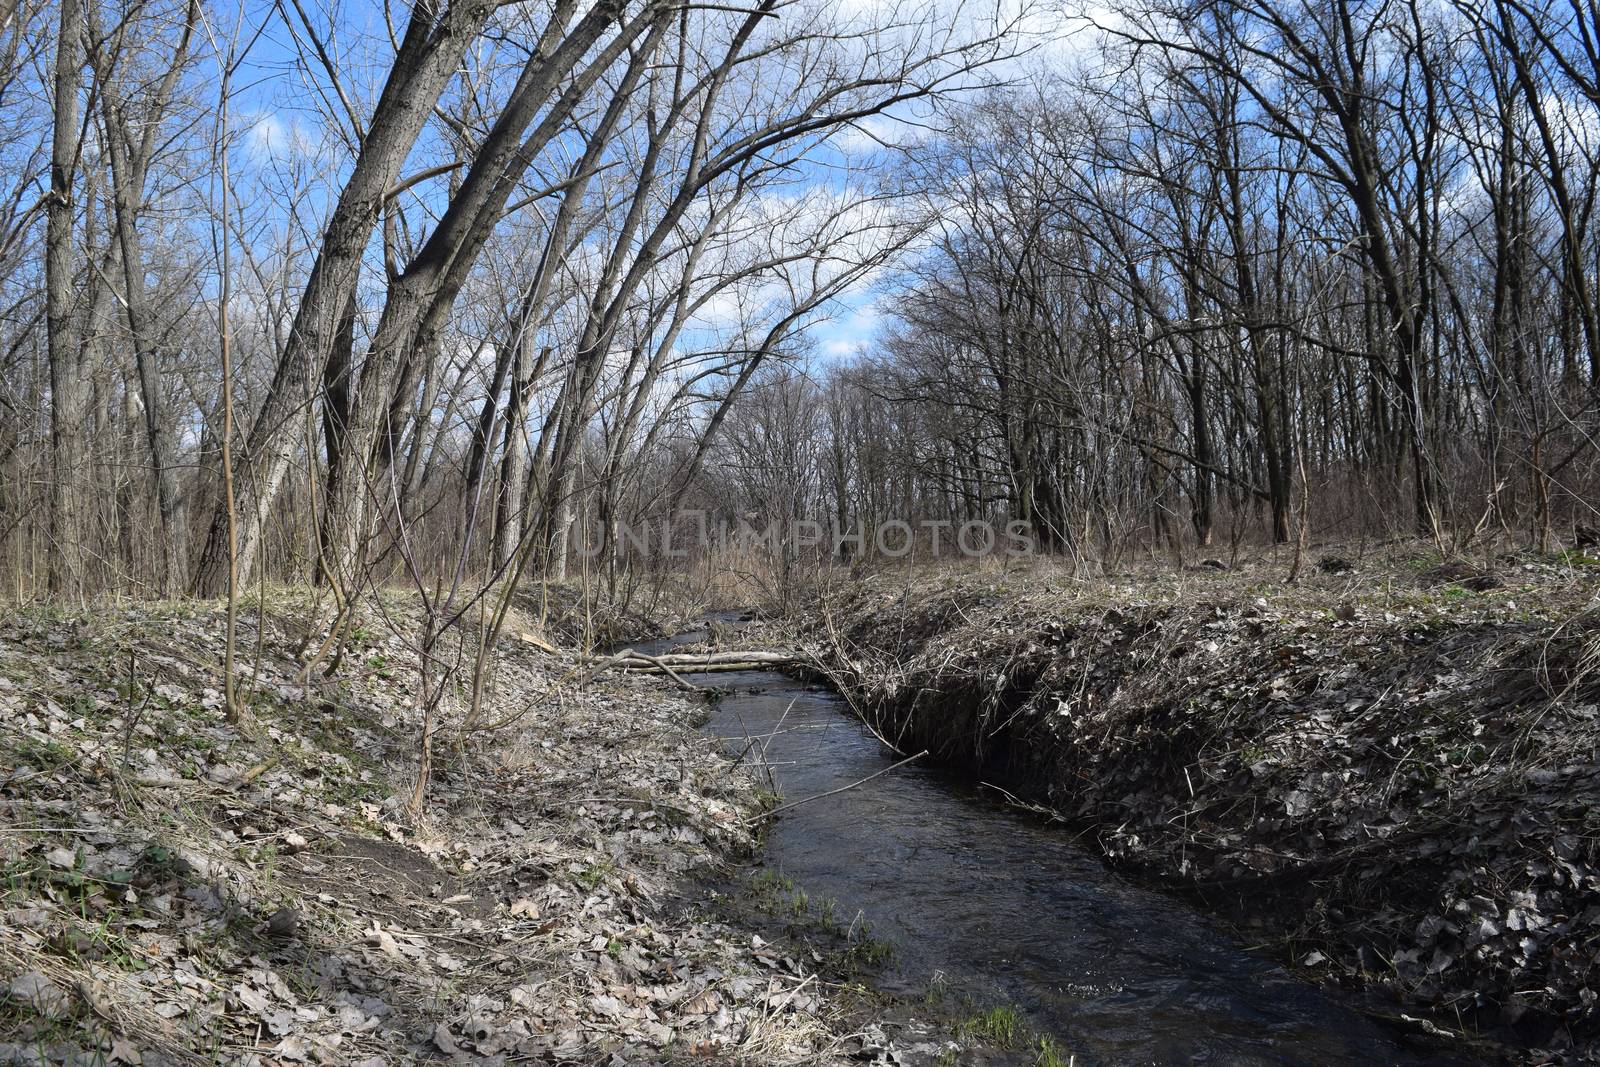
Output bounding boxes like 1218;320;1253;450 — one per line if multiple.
44;0;85;596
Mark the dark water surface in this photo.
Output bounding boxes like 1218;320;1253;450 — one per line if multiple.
633;622;1489;1066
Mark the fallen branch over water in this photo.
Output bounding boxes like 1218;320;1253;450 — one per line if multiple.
621;650;702;691
623;660;797;675
594;650;803;674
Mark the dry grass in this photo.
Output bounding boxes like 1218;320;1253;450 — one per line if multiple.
792;542;1600;1058
0;591;861;1065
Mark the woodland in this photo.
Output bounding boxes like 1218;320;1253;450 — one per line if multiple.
2;0;1599;607
3;0;1600;1062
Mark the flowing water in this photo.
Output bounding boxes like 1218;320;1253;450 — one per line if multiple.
632;621;1492;1066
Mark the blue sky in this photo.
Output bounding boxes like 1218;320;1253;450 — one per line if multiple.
209;0;1070;374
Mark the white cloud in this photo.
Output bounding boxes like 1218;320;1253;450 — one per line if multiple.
243;111;314;162
834;114;902;156
823;337;869;357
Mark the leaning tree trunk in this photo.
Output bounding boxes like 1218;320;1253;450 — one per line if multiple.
319;1;658;583
191;0;502;597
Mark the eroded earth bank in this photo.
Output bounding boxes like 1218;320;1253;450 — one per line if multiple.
787;553;1600;1064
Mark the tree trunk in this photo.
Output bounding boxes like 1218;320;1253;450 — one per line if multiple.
319;1;656;581
316;296;356;585
493;339;547;569
46;0;87;597
191;0;502;596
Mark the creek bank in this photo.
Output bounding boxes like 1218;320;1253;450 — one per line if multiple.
660;620;1493;1065
696;867;1039;1067
609;620;1075;1066
793;556;1600;1062
0;592;868;1065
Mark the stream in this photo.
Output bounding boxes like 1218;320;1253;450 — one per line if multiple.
633;620;1490;1066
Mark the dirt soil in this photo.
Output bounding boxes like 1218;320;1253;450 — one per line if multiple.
0;590;916;1066
796;546;1600;1064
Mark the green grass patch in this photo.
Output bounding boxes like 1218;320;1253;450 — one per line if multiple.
7;735;79;773
960;1003;1021;1047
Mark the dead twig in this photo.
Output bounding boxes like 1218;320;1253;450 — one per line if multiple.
745;750;928;824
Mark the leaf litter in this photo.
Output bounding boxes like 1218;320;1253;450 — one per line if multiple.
0;593;870;1065
803;549;1600;1062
